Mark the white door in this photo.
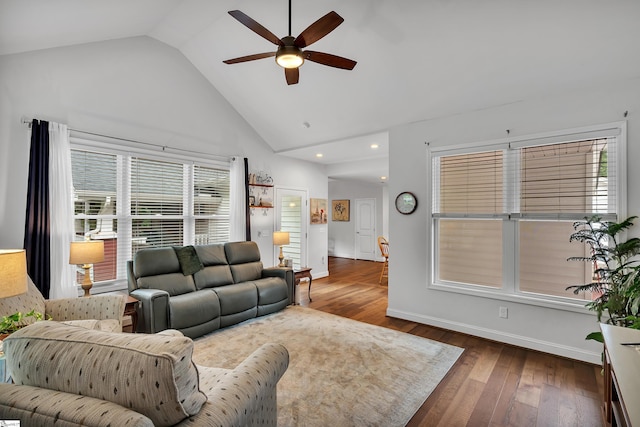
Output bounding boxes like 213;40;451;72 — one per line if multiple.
355;198;376;261
275;188;308;269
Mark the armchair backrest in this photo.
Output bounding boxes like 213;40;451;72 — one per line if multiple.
0;278;46;324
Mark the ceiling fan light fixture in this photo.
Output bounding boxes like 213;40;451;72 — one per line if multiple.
276;49;304;69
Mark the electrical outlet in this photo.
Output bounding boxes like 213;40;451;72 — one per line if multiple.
499;306;508;318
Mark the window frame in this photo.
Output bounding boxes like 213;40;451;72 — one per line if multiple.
70;136;231;293
426;121;627;313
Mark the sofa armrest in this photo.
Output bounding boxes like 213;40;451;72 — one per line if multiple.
184;343;289;427
262;267;294;304
130;288;170;333
44;294;126;323
0;383;154;427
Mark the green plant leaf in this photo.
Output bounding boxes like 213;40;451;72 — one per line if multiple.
585;331;604;343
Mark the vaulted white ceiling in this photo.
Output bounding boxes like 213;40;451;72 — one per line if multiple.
3;0;640;183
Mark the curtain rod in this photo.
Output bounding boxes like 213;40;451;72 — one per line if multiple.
21;117;231;162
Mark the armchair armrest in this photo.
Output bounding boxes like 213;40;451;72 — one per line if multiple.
262;267;294;304
186;343;289;427
130;288;170;334
0;383;154;426
44;294;126;323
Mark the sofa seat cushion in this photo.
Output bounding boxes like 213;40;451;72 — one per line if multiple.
137;272;196;296
4;322;207;427
169;290;220;331
213;281;258;327
254;278;289;316
254;278;288;305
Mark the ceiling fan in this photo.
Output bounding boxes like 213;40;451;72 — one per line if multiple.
223;0;357;85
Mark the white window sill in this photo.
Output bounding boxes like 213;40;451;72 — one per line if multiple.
429;281;595;315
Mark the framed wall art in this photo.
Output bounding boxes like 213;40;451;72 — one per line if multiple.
332;199;350;221
310;198;328;224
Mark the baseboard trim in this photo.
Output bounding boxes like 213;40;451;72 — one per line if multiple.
386;308;601;364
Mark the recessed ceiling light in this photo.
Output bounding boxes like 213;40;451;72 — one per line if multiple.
380;176;387;180
370;144;379;149
316;153;323;158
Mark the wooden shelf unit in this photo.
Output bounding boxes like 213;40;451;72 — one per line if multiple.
601;323;640;427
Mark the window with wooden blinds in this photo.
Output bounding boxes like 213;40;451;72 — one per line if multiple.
429;123;624;305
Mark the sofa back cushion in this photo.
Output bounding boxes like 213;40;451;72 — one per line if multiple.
193;244;234;289
4;322;206;427
225;241;263;283
134;247;196;295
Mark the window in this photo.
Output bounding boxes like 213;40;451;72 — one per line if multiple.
429;123;625;307
71;146;230;289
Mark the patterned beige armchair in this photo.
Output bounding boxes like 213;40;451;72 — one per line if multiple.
0;277;126;332
0;322;289;426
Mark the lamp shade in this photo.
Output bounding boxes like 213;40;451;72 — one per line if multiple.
0;249;28;298
273;231;290;246
69;241;104;265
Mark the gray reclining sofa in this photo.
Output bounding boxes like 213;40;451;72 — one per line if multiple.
128;241;294;338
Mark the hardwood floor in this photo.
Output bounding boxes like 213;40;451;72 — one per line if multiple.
297;257;604;427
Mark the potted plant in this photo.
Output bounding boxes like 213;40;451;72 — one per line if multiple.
0;310;48;340
566;216;640;343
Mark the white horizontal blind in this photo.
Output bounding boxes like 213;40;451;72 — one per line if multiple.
193;165;230;245
71;147;231;289
131;157;185;248
431;130;618;301
71;150;119;283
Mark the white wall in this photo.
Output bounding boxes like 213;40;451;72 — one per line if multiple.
328;179;386;260
388;78;640;364
0;36;328;273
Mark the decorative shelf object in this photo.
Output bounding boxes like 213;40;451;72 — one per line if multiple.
248;177;274;215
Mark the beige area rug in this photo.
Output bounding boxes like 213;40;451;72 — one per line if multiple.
192;306;463;426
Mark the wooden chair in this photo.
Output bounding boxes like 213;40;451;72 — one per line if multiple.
378;236;389;284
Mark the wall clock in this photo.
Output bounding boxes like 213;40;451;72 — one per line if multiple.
395;192;417;215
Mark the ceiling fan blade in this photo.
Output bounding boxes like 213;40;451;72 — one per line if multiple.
228;10;283;46
223;52;276;65
294;11;344;48
304;51;357;70
285;67;299;85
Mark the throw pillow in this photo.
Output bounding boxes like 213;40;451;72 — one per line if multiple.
173;245;204;276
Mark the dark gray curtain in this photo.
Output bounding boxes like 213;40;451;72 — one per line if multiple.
23;119;51;298
244;157;251;241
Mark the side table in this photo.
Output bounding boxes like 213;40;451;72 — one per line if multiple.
123;295;139;333
294;267;313;303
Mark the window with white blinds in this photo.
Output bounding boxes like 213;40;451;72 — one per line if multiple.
429;123;624;304
71;147;230;289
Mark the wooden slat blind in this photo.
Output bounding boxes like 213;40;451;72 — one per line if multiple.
431;135;615;300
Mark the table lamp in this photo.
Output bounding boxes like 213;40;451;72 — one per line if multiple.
273;231;290;267
0;249;28;298
69;240;104;297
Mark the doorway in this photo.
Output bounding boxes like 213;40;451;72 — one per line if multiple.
355;198;376;261
275;188;308;269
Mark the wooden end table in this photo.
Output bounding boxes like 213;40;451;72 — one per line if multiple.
123;295;139;333
294;267;313;303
